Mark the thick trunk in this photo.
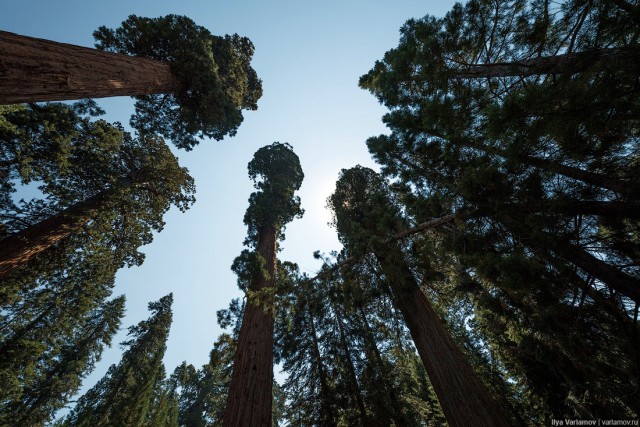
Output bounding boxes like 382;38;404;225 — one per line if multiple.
375;248;510;427
0;30;181;104
0;191;110;280
308;312;337;427
452;46;640;78
223;226;277;427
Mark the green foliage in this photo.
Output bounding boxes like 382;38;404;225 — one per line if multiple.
0;103;197;425
358;0;640;419
244;142;304;244
94;14;263;150
275;259;447;426
328;166;405;255
172;334;236;426
1;102;195;302
63;294;174;427
0;296;125;426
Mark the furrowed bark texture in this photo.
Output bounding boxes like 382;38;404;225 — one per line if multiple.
0;30;181;104
0;192;108;280
223;226;277;427
376;247;511;427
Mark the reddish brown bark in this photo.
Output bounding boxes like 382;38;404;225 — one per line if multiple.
0;191;109;280
0;30;181;104
376;247;511;427
223;226;277;427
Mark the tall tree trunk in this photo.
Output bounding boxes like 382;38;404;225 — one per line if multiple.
0;191;111;280
308;311;337;427
357;306;404;424
375;247;511;427
331;300;369;426
452;46;640;78
0;30;181;104
223;226;277;427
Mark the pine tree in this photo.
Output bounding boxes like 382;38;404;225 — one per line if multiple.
276;253;449;426
360;0;640;303
223;142;304;427
146;366;180;427
0;102;195;283
276;272;338;426
63;294;174;427
175;333;236;427
0;296;125;426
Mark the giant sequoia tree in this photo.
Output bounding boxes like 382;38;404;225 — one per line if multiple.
329;166;510;427
0;14;263;149
223;142;304;427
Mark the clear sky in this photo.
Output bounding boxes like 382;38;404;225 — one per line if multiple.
1;0;457;402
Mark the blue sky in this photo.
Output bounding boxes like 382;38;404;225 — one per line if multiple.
1;0;457;402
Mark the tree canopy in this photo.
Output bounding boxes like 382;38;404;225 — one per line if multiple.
94;14;263;149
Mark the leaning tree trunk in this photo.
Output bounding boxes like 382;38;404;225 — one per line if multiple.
452;46;640;78
391;148;627;196
0;30;181;104
0;190;112;280
449;138;629;194
375;246;511;427
554;240;640;303
495;214;640;303
223;225;277;427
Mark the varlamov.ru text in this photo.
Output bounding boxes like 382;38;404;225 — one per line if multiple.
551;420;639;426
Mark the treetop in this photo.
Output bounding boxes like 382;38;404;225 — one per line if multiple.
94;14;263;150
